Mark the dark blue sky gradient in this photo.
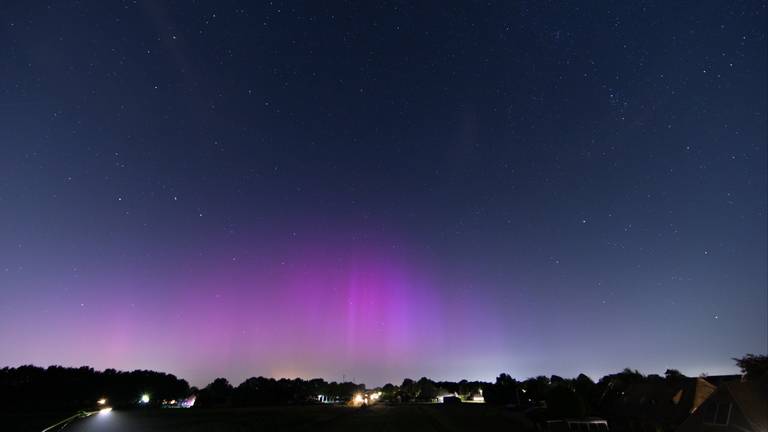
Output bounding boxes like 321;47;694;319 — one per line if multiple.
0;1;765;387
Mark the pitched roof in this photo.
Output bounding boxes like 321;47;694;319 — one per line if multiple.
722;380;768;432
675;378;768;432
702;374;742;387
669;378;715;407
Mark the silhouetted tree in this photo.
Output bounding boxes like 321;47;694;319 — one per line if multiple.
196;377;233;408
399;378;417;402
573;373;597;413
436;380;459;395
522;375;551;404
4;358;755;424
416;377;438;401
546;385;586;418
380;383;398;402
484;373;520;405
0;365;190;412
550;375;565;385
733;354;768;380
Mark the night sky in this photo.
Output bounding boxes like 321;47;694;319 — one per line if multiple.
1;1;766;388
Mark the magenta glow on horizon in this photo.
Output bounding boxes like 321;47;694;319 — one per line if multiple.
2;236;503;386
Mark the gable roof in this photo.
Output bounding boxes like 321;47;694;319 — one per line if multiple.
621;377;715;413
671;377;717;413
723;380;768;432
702;374;742;387
676;378;768;432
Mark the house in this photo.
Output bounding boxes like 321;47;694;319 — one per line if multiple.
701;375;742;388
606;376;717;431
676;378;768;432
442;395;462;404
667;377;719;418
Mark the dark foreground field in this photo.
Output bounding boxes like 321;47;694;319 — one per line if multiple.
9;404;533;432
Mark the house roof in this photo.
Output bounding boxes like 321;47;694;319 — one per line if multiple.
681;378;717;412
676;378;768;432
622;377;715;415
702;374;742;387
722;380;768;432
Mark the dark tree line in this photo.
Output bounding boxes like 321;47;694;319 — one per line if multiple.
3;354;764;416
194;377;364;408
0;365;190;412
375;377;486;403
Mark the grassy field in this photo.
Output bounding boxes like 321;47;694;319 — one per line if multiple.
14;404;534;432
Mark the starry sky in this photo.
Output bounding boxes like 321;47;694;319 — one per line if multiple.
0;1;766;388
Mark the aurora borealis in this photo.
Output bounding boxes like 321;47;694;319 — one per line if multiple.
0;1;766;387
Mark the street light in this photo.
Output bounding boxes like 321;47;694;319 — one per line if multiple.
140;394;150;404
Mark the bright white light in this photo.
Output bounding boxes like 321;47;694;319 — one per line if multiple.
140;394;150;403
181;395;196;408
353;393;365;405
98;407;113;415
97;398;107;405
